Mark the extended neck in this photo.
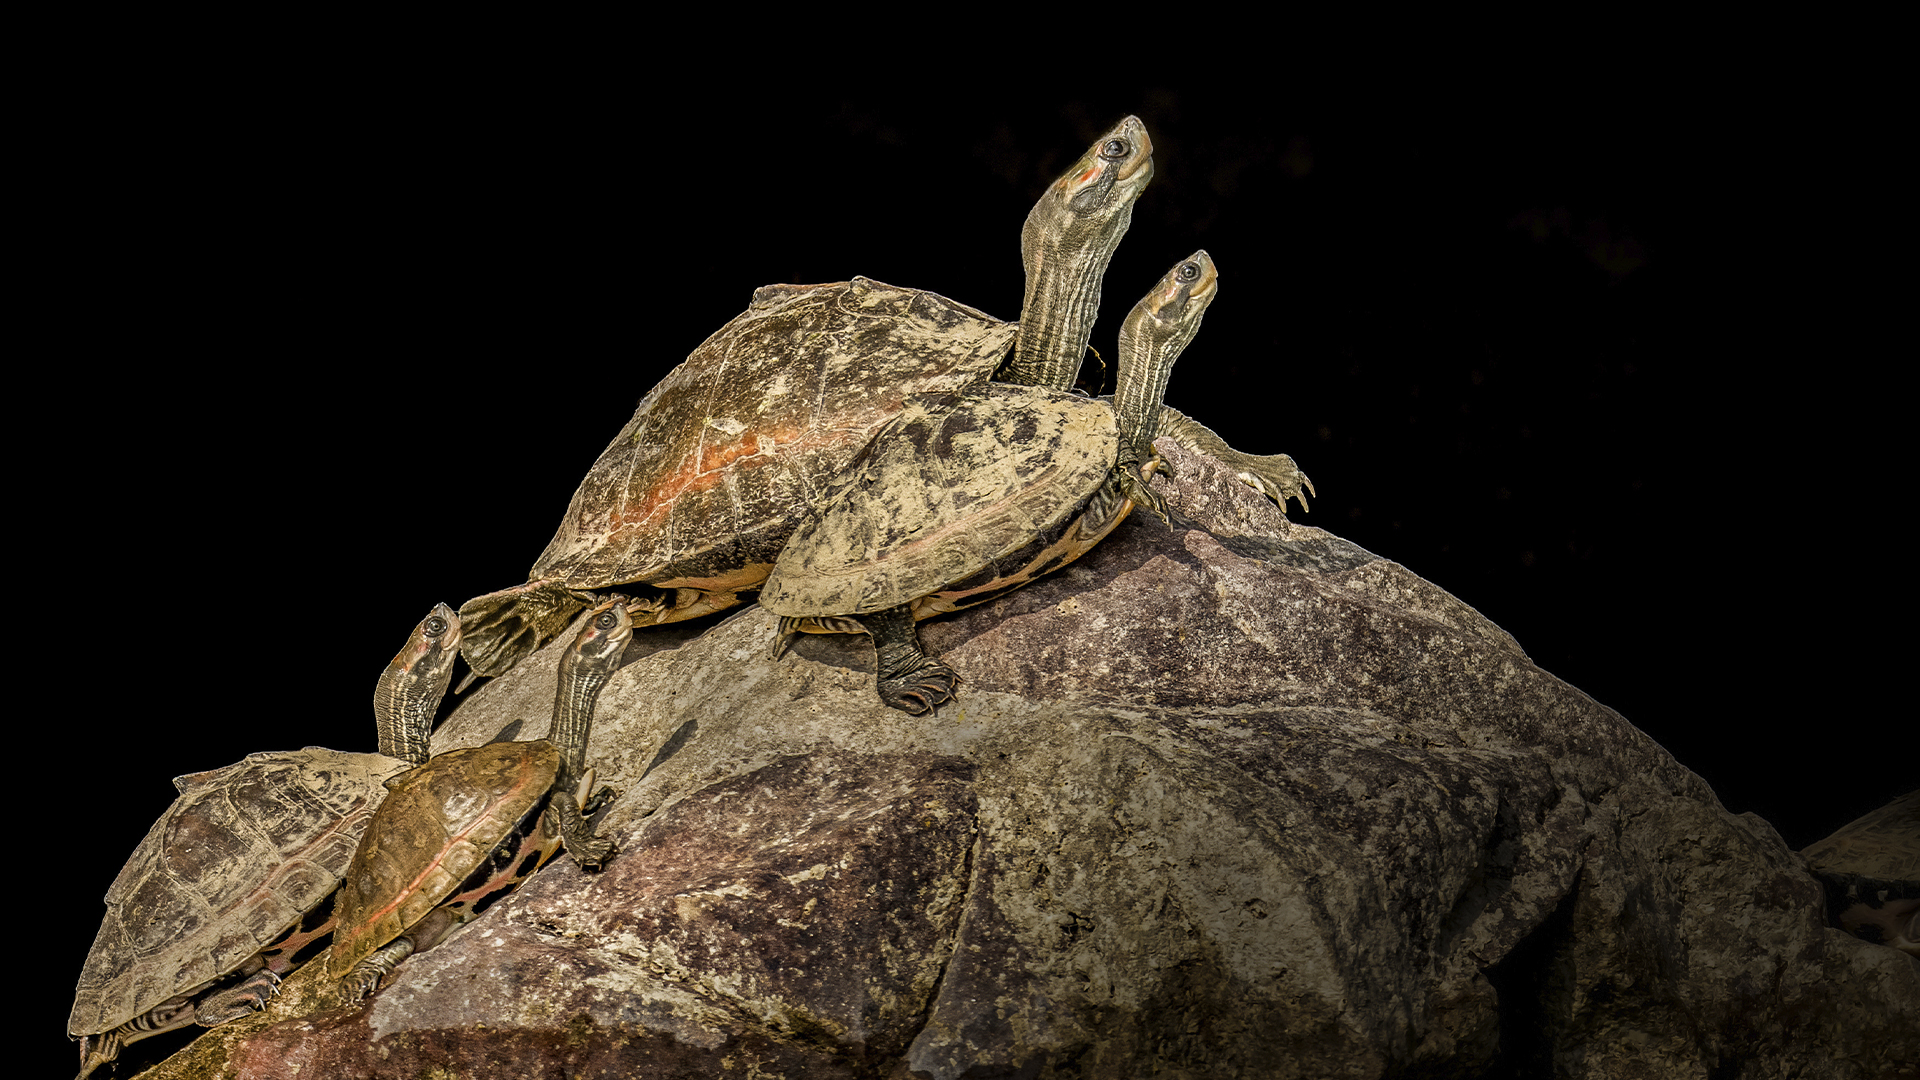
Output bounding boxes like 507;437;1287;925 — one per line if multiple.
1111;305;1180;450
1113;254;1215;454
550;647;613;792
1003;202;1135;390
1001;117;1153;391
373;606;460;766
373;670;440;765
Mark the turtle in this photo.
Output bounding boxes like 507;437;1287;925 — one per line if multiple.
456;116;1311;680
68;604;461;1079
329;595;630;1000
1800;789;1918;956
758;251;1218;713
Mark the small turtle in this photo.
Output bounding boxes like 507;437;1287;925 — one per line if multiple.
329;595;630;999
759;251;1217;713
457;117;1309;679
1801;790;1918;956
68;605;461;1079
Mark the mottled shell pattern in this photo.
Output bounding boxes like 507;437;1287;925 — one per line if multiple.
761;386;1117;617
456;278;1017;676
327;741;563;978
69;749;411;1037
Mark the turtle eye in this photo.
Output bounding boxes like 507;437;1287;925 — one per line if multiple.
1100;138;1130;161
424;616;447;637
595;611;618;631
1176;262;1201;283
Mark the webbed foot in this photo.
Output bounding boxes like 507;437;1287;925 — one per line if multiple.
1115;443;1171;525
457;580;598;678
551;788;616;871
879;660;959;716
1218;449;1314;512
1153;405;1314;513
858;604;959;715
194;969;281;1026
343;936;416;1003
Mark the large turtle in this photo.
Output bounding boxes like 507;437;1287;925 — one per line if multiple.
68;604;461;1079
456;116;1310;679
1800;790;1918;956
759;251;1217;713
329;595;629;999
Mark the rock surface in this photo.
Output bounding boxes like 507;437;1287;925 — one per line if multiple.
140;441;1919;1079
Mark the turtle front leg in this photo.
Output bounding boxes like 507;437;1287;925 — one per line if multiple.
857;604;957;715
1156;405;1314;512
1113;440;1172;525
549;786;617;871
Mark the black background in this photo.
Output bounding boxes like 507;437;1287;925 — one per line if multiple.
47;49;1901;1075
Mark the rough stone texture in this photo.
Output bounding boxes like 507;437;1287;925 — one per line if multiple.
141;441;1919;1079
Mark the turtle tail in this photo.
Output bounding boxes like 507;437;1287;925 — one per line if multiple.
456;581;595;677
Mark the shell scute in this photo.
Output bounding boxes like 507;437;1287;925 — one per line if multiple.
328;741;562;978
763;387;1117;616
70;748;409;1037
529;279;1016;592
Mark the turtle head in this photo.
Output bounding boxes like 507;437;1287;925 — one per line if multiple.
373;602;463;764
1024;116;1154;248
549;595;633;782
567;595;634;676
1111;251;1218;458
1011;116;1157;389
1054;115;1154;214
1129;250;1218;348
389;603;462;681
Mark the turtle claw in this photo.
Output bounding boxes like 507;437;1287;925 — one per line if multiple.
581;783;619;817
341;967;385;1004
1150;406;1314;514
1233;454;1314;513
342;936;415;1003
551;788;617;871
195;969;281;1026
1115;446;1171;526
1210;450;1313;513
879;660;958;716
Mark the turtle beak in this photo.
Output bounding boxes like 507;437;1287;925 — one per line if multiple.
1117;117;1153;184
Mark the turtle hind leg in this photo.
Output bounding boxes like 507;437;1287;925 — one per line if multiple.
857;605;958;716
195;898;338;1024
342;934;418;1003
192;969;280;1026
76;996;199;1079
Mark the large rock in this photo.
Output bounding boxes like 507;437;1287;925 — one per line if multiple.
144;441;1917;1078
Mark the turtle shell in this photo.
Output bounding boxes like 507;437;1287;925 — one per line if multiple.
328;740;562;978
1801;790;1919;955
458;278;1016;675
760;385;1118;617
1802;790;1919;882
69;748;410;1039
538;279;1015;590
